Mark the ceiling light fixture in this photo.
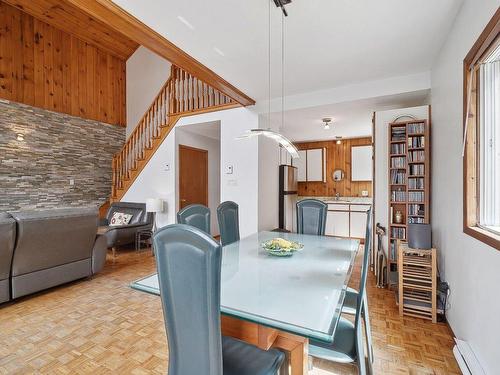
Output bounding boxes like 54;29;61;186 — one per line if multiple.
177;15;195;30
236;0;299;159
322;118;332;130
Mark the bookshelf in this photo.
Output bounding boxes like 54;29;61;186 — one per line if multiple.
387;120;431;288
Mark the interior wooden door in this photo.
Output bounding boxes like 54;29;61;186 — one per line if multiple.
179;145;208;209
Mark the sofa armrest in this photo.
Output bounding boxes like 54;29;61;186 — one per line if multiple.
92;235;107;274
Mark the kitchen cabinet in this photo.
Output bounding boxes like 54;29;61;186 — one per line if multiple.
295;150;307;182
306;148;325;182
326;211;350;237
351;145;372;181
293;148;326;182
325;203;370;239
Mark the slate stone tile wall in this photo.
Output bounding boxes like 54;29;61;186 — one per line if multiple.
0;99;125;212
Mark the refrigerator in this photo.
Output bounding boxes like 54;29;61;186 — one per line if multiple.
279;165;298;232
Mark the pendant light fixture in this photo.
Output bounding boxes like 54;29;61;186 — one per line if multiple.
236;0;299;159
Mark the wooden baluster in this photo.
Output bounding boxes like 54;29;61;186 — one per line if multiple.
153;101;157;137
182;69;186;112
190;75;194;110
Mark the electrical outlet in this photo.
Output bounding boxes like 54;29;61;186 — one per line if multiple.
69;179;75;186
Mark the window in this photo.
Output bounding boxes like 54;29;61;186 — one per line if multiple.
463;9;500;250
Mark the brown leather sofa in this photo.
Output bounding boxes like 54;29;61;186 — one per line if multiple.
6;208;106;300
0;213;16;303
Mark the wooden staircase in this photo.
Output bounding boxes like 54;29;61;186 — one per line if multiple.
111;65;240;201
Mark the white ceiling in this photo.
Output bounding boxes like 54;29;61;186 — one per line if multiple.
276;90;429;142
114;0;462;101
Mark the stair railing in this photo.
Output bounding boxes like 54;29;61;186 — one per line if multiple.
111;64;237;199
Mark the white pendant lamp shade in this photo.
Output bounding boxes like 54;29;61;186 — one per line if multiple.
237;129;299;158
146;198;163;213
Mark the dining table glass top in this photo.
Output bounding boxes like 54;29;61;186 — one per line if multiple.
131;231;360;343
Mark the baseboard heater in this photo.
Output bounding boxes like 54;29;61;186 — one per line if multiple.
453;338;485;375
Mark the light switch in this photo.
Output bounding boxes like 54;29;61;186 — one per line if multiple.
69;179;75;186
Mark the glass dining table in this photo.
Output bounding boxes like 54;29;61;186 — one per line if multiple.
131;231;360;375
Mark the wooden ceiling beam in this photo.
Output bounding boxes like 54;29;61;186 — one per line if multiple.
63;0;256;107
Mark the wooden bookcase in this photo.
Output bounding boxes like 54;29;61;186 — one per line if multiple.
387;119;431;288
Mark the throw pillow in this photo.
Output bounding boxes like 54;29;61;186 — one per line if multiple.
109;212;133;226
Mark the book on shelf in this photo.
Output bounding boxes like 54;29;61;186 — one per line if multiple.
390;170;406;184
408;136;425;148
391;143;406;154
390;156;406;168
391;189;406;202
391;227;406;239
409;150;425;162
408;177;425;189
408;191;424;202
407;122;425;134
391;126;406;141
409;217;425;224
409;204;425;216
409;164;424;175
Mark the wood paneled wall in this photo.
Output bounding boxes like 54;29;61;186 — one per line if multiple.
0;2;126;126
295;137;373;197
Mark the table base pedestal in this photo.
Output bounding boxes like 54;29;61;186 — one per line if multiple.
221;316;309;375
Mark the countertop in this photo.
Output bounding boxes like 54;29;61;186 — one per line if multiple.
298;196;372;205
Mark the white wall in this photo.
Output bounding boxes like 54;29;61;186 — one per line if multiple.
430;1;500;373
126;46;171;137
258;134;281;231
374;105;430;258
175;126;221;235
122;107;259;238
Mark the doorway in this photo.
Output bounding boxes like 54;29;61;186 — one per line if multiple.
178;144;208;209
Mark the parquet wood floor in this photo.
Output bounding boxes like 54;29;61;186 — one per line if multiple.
0;247;460;375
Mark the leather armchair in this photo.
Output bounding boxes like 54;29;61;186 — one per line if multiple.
99;202;153;251
0;213;16;303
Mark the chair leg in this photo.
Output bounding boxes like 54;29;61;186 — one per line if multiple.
356;323;367;375
362;293;374;364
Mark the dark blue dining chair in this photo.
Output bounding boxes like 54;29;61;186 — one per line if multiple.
177;204;211;234
296;199;328;235
340;208;374;364
217;201;240;246
153;224;285;375
308;207;373;375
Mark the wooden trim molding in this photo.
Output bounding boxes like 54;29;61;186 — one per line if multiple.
64;0;255;107
462;8;500;251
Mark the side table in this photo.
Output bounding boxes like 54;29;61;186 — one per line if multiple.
136;229;153;254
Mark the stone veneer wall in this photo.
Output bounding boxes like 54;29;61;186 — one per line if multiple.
0;100;125;212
